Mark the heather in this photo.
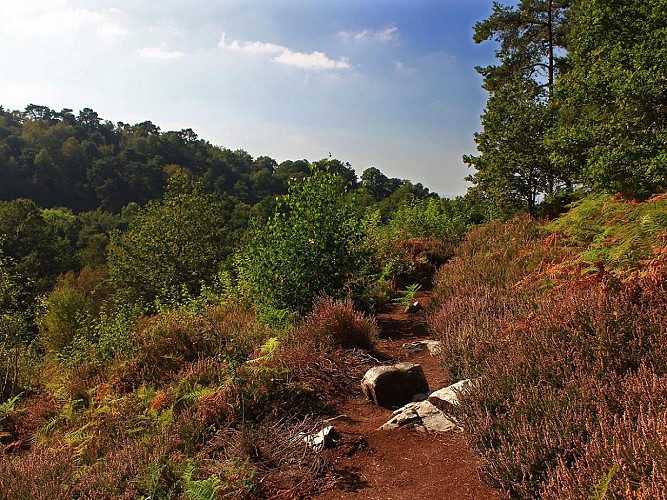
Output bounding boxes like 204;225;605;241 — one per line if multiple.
429;194;667;498
0;300;379;498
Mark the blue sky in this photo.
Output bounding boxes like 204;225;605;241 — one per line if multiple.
0;1;497;197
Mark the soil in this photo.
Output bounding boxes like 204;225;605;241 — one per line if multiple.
310;290;500;500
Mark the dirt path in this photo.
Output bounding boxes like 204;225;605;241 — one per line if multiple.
311;290;500;500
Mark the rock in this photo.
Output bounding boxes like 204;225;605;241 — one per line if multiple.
361;362;429;408
427;379;472;413
301;425;341;451
402;340;442;356
425;340;442;356
380;401;460;433
405;301;422;313
411;392;428;402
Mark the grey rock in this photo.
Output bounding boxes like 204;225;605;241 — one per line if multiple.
380;401;460;433
402;340;442;356
361;362;429;408
427;379;472;413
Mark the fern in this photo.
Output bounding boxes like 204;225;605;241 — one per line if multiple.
183;463;223;500
392;283;422;307
589;464;617;500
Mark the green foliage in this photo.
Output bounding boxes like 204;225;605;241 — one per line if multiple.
392;284;422;308
37;281;87;354
465;0;571;217
552;0;667;198
183;463;223;500
589;464;617;500
237;167;367;315
110;173;228;312
386;197;471;242
549;193;667;274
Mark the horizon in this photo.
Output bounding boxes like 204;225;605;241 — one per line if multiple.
0;1;497;197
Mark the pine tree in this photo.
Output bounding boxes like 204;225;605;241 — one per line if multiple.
465;0;570;216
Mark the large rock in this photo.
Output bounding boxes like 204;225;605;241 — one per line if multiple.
380;401;460;433
379;379;475;433
427;379;472;413
361;362;429;408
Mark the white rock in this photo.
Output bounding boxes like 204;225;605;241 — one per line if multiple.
301;425;340;451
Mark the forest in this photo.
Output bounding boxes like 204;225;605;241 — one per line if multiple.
0;0;666;498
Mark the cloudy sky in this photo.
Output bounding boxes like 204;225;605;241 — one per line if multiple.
0;0;497;197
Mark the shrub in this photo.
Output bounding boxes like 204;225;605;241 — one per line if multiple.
291;295;378;351
109;173;228;313
236;168;367;315
429;202;667;497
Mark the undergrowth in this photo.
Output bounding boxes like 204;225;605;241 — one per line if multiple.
429;195;667;498
0;297;376;498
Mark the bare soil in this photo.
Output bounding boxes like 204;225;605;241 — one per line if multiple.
310;290;500;500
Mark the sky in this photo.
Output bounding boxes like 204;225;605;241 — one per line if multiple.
0;0;498;197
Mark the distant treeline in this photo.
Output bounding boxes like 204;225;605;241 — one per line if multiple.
0;104;433;213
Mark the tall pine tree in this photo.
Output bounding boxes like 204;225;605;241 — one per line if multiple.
465;0;570;216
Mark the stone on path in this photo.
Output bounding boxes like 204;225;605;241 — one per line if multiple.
380;401;460;433
379;379;474;433
427;379;472;412
402;340;442;356
361;362;429;408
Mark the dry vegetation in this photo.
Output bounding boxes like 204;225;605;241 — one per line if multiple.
0;299;378;499
428;194;667;498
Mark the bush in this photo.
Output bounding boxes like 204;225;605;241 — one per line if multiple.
429;202;667;497
236;168;367;315
291;295;378;351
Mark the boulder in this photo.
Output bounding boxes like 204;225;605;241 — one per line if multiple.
361;362;429;408
380;400;460;433
427;379;472;413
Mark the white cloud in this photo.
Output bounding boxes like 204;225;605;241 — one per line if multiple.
148;25;185;37
137;46;187;60
218;33;350;70
395;61;417;74
338;24;399;43
0;0;128;41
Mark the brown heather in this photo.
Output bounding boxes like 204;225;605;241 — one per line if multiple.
429;204;667;498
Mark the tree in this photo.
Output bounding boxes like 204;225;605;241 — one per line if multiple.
109;173;228;311
237;167;366;315
465;0;570;216
360;167;402;201
551;0;667;198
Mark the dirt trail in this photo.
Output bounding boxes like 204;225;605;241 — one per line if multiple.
311;290;500;500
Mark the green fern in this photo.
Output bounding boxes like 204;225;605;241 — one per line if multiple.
392;283;422;307
183;463;223;500
589;463;618;500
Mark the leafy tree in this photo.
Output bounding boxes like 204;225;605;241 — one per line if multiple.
237;168;366;315
551;0;667;198
0;252;32;400
109;173;228;311
0;199;69;297
465;0;570;216
360;167;403;201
